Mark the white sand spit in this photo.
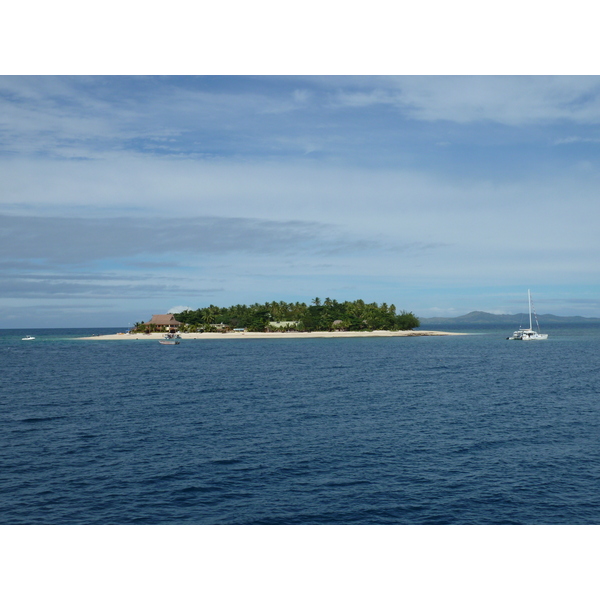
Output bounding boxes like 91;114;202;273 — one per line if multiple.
79;330;467;340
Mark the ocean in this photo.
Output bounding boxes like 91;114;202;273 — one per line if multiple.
2;324;600;524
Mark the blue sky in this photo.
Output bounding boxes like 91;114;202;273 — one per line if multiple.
2;75;600;327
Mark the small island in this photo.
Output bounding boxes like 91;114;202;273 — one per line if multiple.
80;298;465;340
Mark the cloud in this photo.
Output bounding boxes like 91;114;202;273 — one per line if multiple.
0;76;317;160
0;213;387;265
4;76;600;168
167;305;192;314
328;76;600;125
553;136;600;145
0;276;220;300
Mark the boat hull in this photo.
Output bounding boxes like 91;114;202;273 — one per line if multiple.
507;328;548;340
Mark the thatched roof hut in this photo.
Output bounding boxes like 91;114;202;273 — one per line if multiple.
144;314;182;331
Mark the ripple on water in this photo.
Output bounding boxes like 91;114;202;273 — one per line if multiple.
1;331;600;524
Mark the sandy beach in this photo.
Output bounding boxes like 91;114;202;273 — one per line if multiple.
79;330;466;340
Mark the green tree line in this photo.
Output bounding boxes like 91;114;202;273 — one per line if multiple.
155;298;420;332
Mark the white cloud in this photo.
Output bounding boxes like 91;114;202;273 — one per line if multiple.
167;305;192;314
330;76;600;125
553;136;600;145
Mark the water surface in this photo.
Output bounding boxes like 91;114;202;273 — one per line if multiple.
1;325;599;524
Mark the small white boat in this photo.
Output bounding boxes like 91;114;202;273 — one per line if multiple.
22;335;35;341
159;333;181;345
507;290;548;340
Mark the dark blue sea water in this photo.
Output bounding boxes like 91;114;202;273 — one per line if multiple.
2;324;600;524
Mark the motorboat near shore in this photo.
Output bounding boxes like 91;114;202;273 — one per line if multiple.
159;333;181;345
507;291;548;340
22;335;35;341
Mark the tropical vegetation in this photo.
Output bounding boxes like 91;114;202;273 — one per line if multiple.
141;298;420;333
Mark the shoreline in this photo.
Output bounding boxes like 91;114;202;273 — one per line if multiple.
79;330;467;340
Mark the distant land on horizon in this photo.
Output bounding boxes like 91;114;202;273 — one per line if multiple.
419;311;600;325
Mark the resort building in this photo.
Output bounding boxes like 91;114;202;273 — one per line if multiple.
143;314;182;332
269;321;299;329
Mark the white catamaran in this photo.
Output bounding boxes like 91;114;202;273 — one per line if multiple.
507;290;548;340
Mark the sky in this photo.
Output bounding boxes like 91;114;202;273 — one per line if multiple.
2;74;600;327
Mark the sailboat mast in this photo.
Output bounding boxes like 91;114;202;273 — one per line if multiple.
528;289;532;330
